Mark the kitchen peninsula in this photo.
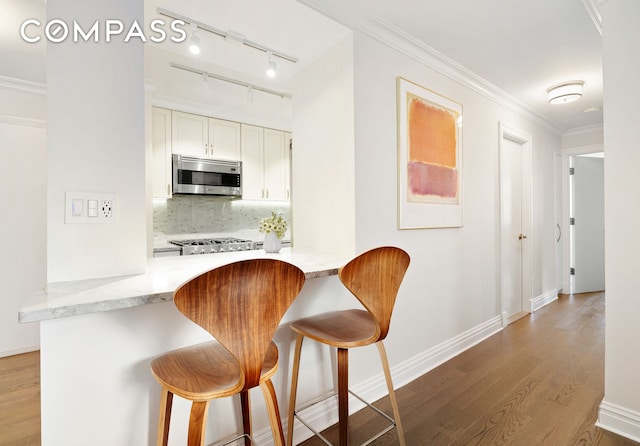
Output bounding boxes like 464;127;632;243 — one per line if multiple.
21;248;354;446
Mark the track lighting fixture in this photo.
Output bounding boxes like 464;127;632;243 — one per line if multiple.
189;25;200;55
202;73;208;91
171;62;292;99
266;52;277;78
157;8;299;75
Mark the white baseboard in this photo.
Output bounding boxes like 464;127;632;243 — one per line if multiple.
275;314;503;445
530;288;559;313
597;400;640;443
0;345;40;358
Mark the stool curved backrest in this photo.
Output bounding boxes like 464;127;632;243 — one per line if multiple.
173;258;306;390
338;246;410;341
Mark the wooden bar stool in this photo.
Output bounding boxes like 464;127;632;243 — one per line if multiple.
151;259;305;446
286;246;410;446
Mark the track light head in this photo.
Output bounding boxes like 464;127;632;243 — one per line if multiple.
266;52;277;78
189;26;200;55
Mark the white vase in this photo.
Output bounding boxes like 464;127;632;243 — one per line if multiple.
263;232;282;253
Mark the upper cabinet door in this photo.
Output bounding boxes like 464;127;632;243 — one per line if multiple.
208;118;241;160
240;124;265;200
263;128;288;201
151;107;172;198
171;111;208;157
285;132;291;201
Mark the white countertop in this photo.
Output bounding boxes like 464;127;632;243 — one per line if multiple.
19;248;350;323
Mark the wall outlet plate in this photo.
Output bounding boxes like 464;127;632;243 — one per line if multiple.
65;192;117;224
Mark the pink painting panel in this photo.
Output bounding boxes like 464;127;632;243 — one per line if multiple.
408;161;458;199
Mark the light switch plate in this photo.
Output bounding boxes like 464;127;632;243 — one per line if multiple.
65;192;117;224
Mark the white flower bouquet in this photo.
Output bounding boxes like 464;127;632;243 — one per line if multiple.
258;212;287;239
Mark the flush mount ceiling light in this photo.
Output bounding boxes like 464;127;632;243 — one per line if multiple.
547;80;584;104
189;25;200;55
266;52;277;78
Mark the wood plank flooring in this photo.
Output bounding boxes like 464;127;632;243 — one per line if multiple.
0;293;637;445
298;292;640;446
0;351;40;446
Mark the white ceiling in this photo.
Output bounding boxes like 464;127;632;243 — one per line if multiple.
3;0;603;133
301;0;603;132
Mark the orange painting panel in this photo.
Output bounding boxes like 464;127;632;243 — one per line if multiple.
408;94;457;168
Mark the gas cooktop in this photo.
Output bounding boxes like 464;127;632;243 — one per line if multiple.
168;237;256;255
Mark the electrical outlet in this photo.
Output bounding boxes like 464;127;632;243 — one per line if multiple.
101;200;113;218
65;192;117;224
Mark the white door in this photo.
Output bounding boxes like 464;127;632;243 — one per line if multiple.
572;156;605;293
500;125;532;324
554;153;564;290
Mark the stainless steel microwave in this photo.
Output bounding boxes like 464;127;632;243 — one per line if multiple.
172;154;242;197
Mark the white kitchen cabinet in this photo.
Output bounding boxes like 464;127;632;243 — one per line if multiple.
171;111;207;157
151;107;172;198
208;117;241;160
240;124;265;200
241;124;290;201
171;111;240;160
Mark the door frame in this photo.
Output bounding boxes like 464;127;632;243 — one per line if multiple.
559;143;605;294
498;122;533;326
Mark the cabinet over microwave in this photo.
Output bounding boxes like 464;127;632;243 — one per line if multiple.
172;154;242;197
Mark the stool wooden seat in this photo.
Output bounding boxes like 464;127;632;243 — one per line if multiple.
287;246;410;446
151;259;305;446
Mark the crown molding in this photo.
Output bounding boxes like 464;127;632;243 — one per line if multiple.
299;0;563;136
582;0;604;35
562;122;604;138
0;75;46;96
0;114;46;128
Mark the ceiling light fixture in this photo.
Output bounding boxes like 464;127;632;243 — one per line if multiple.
547;80;584;104
266;52;277;78
202;73;208;91
157;8;298;63
171;62;292;99
189;25;200;55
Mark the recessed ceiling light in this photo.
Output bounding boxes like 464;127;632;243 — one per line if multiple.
547;81;584;104
584;106;601;113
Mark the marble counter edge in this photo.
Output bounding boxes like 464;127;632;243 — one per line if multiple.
19;249;347;323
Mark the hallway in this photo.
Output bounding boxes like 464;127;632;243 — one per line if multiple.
300;293;639;445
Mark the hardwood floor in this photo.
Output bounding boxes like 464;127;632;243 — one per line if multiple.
0;294;637;445
0;351;40;446
299;292;640;446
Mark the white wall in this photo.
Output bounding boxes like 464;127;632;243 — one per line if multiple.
46;0;146;283
320;31;562;385
0;83;45;356
285;27;562;442
291;35;356;255
598;0;640;440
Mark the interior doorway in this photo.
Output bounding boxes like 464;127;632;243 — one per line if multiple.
570;154;605;293
499;123;532;325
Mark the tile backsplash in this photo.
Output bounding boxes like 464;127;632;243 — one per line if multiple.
153;195;290;243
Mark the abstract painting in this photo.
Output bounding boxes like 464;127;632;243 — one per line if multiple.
397;77;463;229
